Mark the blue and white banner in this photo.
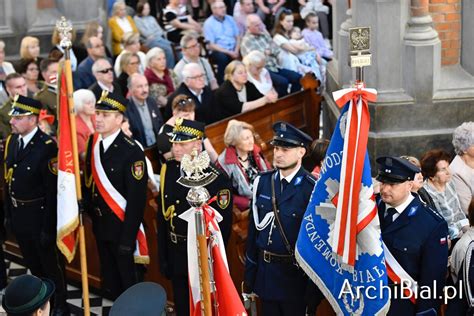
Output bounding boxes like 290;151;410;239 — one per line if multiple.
295;86;390;315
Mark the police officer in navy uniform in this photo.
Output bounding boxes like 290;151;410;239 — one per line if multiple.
244;121;317;316
157;118;233;316
3;95;69;316
84;91;148;300
376;156;449;316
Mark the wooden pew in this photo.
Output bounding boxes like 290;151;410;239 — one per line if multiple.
4;73;326;313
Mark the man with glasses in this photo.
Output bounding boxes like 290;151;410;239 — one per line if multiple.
165;63;216;124
203;1;241;84
76;36;109;90
173;33;218;90
90;58;123;100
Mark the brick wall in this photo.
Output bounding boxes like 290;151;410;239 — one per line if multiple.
429;0;462;66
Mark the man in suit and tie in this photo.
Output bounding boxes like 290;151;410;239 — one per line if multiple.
3;95;69;315
376;156;449;316
164;63;216;124
126;73;164;148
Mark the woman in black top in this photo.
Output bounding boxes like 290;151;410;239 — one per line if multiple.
214;60;278;121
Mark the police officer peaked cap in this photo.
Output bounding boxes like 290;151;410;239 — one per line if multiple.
96;90;128;113
376;156;421;184
170;118;205;143
9;95;42;116
270;121;313;148
2;275;55;315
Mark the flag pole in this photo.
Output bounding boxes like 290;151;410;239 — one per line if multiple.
56;17;90;316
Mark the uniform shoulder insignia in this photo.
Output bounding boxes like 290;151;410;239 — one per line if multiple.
305;173;317;184
122;135;136;147
131;160;145;180
216;189;231;210
426;206;444;221
48;157;58;175
45;139;53;144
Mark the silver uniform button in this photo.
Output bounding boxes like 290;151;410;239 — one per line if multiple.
27;167;30;170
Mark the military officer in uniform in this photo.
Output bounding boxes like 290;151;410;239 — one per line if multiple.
84;91;148;300
376;156;449;316
3;95;69;315
244;122;317;316
34;59;59;130
157;118;233;316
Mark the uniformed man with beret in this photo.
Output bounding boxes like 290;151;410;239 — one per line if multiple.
3;95;69;315
376;156;449;316
157;118;233;316
244;121;318;316
84;91;148;300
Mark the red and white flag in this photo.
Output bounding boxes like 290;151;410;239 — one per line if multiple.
56;67;79;263
180;202;246;316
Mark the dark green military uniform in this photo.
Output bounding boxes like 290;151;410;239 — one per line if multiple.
84;91;148;300
3;95;68;315
0;100;12;139
156;118;233;316
34;83;58;130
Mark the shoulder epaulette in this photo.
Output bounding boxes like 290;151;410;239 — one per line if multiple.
45;139;53;144
122;135;136;147
426;206;445;221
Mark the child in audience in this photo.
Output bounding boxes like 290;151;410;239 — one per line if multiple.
302;13;333;61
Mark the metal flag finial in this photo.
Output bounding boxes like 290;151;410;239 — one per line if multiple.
56;16;73;50
349;26;372;82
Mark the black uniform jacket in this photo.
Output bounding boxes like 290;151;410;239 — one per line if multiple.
3;129;57;237
157;159;233;278
84;131;148;251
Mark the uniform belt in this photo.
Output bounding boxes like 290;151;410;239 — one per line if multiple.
260;250;294;264
11;196;45;208
169;231;187;244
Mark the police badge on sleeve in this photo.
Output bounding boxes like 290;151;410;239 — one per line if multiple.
132;161;145;180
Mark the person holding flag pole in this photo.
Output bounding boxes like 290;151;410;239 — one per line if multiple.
54;17;91;316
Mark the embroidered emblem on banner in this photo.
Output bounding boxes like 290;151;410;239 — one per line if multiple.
132;161;145;180
217;189;230;210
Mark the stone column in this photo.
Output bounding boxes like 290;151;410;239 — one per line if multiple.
403;0;441;101
336;7;353;88
30;0;61;33
461;0;474;75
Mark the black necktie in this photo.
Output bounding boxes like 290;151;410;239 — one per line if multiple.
99;140;105;156
384;207;398;227
281;179;289;193
17;138;24;156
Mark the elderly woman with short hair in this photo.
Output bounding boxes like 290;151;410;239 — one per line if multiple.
421;149;469;242
450;122;474;214
144;47;178;108
242;50;276;95
114;32;146;76
216;119;271;211
73;89;96;160
0;41;15;82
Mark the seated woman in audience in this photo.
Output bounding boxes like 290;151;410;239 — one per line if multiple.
421;149;469;243
163;0;202;44
114;32;146;76
242;50;276;95
400;155;437;210
156;94;218;162
450;122;474;214
134;1;176;69
49;24;81;71
272;10;323;81
144;47;179;109
73;89;96;161
214;60;277;120
216;119;271;211
80;21;112;60
0;40;15;82
18;59;41;97
18;36;43;79
108;1;139;57
117;52;141;98
308;138;329;179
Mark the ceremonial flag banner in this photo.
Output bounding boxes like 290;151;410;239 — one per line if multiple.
179;202;246;316
56;67;79;263
295;85;390;315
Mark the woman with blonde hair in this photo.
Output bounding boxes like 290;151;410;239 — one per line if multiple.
18;36;42;78
216;119;271;211
113;32;146;76
214;60;277;120
109;1;139;56
117;51;140;97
